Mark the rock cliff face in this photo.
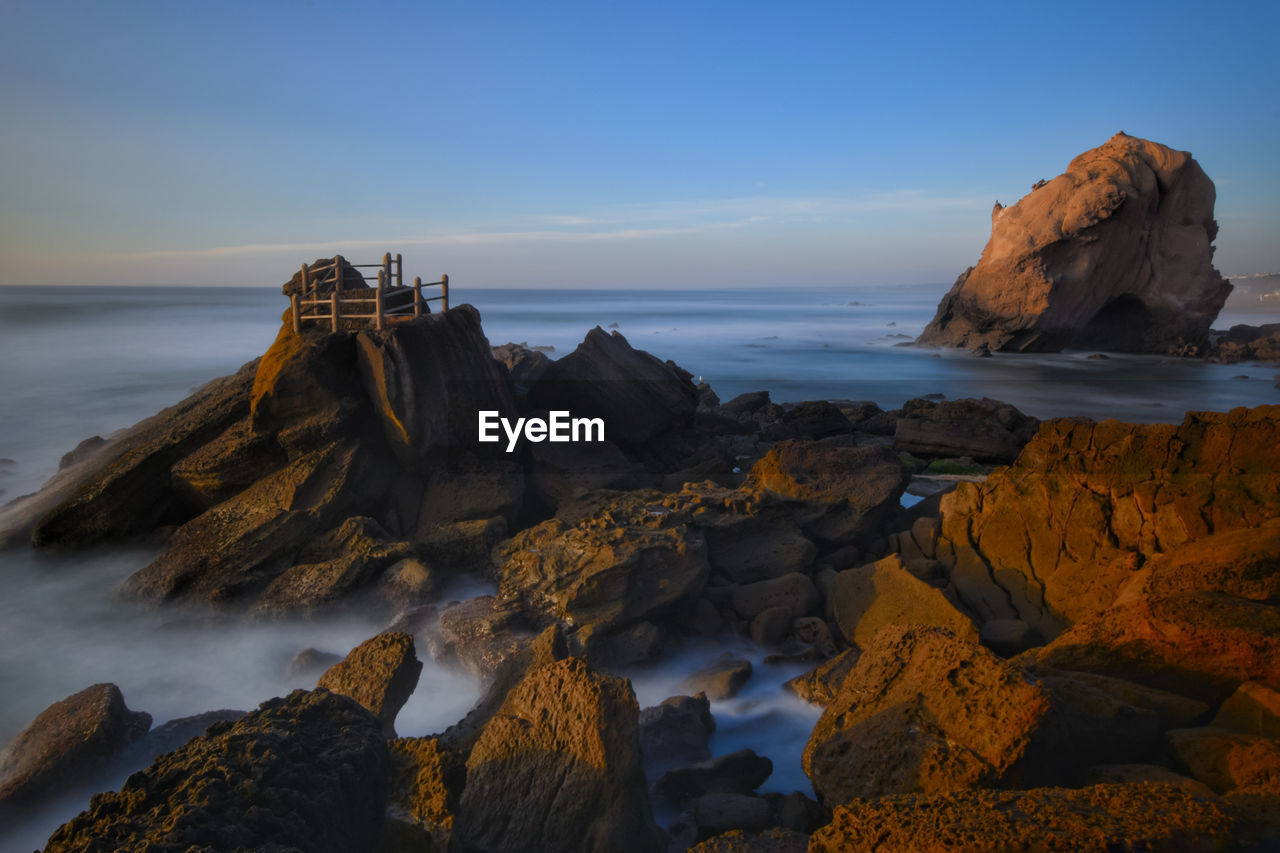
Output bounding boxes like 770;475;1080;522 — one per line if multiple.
916;133;1231;354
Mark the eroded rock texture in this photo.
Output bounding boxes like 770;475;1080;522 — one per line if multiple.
917;133;1231;354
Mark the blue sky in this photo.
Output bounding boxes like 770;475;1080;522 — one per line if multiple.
1;0;1276;287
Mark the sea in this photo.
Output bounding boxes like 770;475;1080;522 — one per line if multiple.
0;282;1277;847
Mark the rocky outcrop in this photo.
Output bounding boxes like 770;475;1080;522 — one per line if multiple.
43;690;389;853
916;133;1231;354
892;397;1038;464
317;631;423;737
802;626;1051;806
639;694;715;778
0;683;150;812
826;555;977;648
936;406;1280;636
455;657;663;853
281;256;369;296
1215;323;1280;363
742;440;907;546
528;326;698;448
385;736;465;850
808;784;1237;852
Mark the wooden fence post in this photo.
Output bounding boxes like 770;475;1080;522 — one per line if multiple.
333;255;343;289
331;290;340;333
375;284;384;330
413;276;423;317
395;253;403;288
382;253;391;290
301;263;310;296
291;293;301;333
441;274;449;311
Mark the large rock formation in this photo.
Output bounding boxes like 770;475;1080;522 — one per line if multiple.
916;133;1231;354
43;690;389;853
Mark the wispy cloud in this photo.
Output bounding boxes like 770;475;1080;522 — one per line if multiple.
105;190;986;262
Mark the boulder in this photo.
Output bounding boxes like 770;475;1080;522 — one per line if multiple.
742;440;907;546
685;657;753;701
1169;727;1280;793
414;516;508;572
1214;322;1280;363
134;709;247;760
935;406;1280;636
0;683;150;811
435;595;544;679
892;397;1038;463
43;690;388;853
1212;681;1280;738
493;494;709;642
690;793;775;840
317;631;423;737
803;626;1052;806
1025;591;1280;703
808;784;1237;852
653;749;774;803
639;694;715;778
455;657;663;853
826;555;978;648
528;326;699;449
730;573;819;622
700;515;817;584
763;401;852;440
492;341;553;389
688;828;809;853
916;133;1231;354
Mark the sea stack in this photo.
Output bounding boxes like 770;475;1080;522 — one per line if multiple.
916;133;1231;354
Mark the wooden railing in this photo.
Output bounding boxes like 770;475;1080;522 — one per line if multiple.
289;253;450;333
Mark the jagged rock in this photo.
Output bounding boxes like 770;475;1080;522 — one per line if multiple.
250;323;365;439
892;397;1038;463
685;657;753;701
700;515;817;584
1212;681;1280;738
935;406;1280;636
493;494;709;643
826;555;978;648
379;556;439;610
492;341;553;389
763;401;852;440
1169;727;1280;793
528;327;698;448
415;516;507;571
435;595;543;679
1084;763;1213;795
785;649;859;706
1114;518;1280;605
1024;591;1280;704
43;690;388;853
653;749;774;803
527;438;639;511
134;709;247;760
639;694;715;778
916;133;1231;354
808;784;1238;852
0;683;150;811
120;439;389;604
254;516;415;613
18;359;258;548
355;305;518;473
455;657;662;853
803;626;1051;806
170;416;286;507
317;631;423;737
385;736;465;851
287;647;342;678
742;440;907;546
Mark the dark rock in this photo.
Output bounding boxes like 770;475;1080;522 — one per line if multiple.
639;694;715;778
700;515;817;584
764;401;852;440
385;736;465;851
688;827;810;853
730;573;819;622
528;327;698;449
1168;727;1280;793
0;683;150;811
892;397;1038;464
378;556;439;610
1212;681;1280;738
133;709;247;759
281;256;369;296
1214;322;1280;363
916;133;1231;354
415;516;507;572
685;658;753;701
44;689;388;853
287;647;342;678
57;435;106;471
492;340;553;389
455;657;663;853
653;749;774;803
691;793;775;840
317;631;423;737
785;649;859;707
435;594;543;679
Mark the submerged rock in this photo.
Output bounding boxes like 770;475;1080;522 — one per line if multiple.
43;689;389;853
916;133;1231;354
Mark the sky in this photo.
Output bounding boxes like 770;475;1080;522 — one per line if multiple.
1;0;1277;288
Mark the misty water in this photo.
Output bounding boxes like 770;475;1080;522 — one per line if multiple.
0;282;1277;848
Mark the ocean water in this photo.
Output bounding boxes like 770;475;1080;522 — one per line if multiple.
0;282;1277;847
